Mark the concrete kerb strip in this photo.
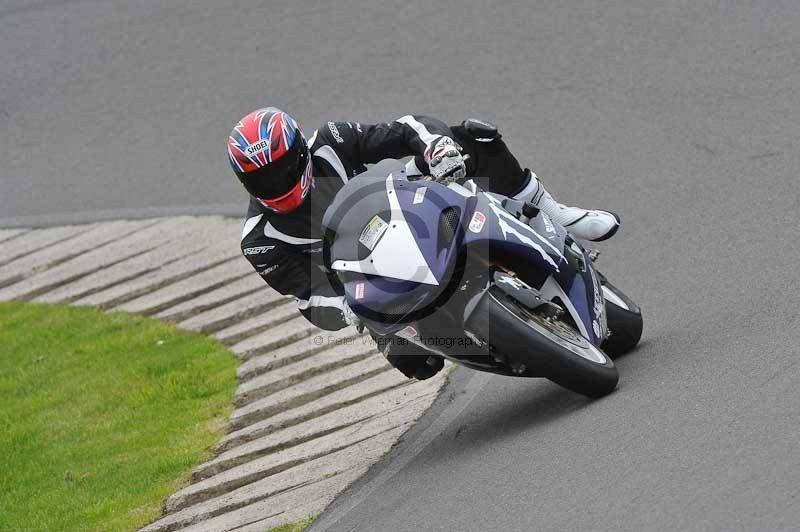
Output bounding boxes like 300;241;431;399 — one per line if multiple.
73;254;242;309
234;342;378;407
140;428;408;532
0;216;449;532
229;315;321;362
177;291;292;335
178;464;376;532
212;301;299;345
116;261;255;316
216;369;410;453
166;392;437;512
0;224;95;267
0;228;31;244
228;354;395;430
35;217;240;305
196;380;442;479
235;328;361;381
0;219;152;291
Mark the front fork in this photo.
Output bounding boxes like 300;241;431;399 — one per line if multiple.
462;270;563;343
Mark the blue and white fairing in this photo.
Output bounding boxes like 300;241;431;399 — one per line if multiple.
324;172;607;344
462;191;567;275
460;190;607;344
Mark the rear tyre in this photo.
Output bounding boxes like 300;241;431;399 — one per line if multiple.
469;290;619;398
598;276;643;358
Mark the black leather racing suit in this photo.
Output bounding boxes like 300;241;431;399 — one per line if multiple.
240;115;536;376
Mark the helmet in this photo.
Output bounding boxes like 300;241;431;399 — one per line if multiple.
227;108;313;213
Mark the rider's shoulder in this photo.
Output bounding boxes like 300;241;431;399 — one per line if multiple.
242;198;278;237
310;121;359;151
241;209;294;252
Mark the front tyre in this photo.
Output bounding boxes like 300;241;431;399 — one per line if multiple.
469;290;619;398
598;275;643;358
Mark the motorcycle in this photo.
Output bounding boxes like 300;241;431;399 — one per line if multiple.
321;161;642;398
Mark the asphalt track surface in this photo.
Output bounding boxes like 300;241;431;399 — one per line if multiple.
4;1;800;531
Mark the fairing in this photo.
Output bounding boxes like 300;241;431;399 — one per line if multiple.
323;172;471;334
461;192;567;275
322;171;607;344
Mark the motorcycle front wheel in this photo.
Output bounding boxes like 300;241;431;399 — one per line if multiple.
468;290;619;398
597;274;643;358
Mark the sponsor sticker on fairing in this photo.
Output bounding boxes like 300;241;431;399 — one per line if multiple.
358;215;389;250
590;267;607;338
396;325;418;340
413;186;427;204
469;211;486;233
542;213;555;234
355;282;365;300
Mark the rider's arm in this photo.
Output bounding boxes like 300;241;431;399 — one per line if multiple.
449;121;534;199
241;226;349;331
315;115;456;164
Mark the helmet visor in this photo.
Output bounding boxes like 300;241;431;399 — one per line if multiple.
257;160;313;213
237;133;309;200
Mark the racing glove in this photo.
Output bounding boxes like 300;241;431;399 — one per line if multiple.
341;301;363;332
425;136;466;183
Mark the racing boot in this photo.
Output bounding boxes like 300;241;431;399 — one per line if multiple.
523;171;620;242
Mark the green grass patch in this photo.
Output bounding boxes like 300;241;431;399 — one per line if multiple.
0;302;237;531
269;517;316;532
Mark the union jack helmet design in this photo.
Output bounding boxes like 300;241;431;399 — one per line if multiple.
228;108;313;213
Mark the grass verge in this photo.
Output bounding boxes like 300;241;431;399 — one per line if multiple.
0;302;237;531
269;517;316;532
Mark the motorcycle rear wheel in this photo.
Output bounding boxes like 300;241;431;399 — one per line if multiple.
470;290;619;398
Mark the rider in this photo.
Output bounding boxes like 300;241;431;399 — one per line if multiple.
229;108;619;379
